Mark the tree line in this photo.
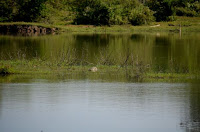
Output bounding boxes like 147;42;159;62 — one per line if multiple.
1;0;200;25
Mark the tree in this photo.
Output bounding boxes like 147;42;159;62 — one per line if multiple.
0;0;16;22
147;0;175;21
14;0;47;22
72;0;110;25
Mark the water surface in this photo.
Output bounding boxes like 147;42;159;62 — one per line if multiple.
0;33;200;132
0;79;200;132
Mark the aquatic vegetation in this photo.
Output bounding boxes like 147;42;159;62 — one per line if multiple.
0;48;197;81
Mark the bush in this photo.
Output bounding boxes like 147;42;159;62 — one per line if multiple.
72;0;110;25
147;0;175;21
167;15;177;21
72;0;144;25
108;5;126;25
0;0;15;22
176;7;197;17
38;1;74;24
192;1;200;14
14;0;47;22
128;6;155;25
103;0;140;25
0;0;47;22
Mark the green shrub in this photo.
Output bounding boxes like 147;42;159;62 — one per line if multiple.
14;0;47;22
167;15;177;21
128;6;155;25
176;7;197;17
108;5;126;25
72;0;110;25
192;1;200;14
104;0;140;25
71;0;143;25
38;1;74;24
147;0;175;21
0;0;15;22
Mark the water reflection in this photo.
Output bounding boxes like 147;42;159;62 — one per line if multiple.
0;33;200;73
152;36;170;72
180;81;200;132
0;85;2;117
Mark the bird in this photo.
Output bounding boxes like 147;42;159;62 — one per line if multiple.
88;67;98;72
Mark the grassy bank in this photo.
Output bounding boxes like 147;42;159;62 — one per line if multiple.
60;17;200;33
0;71;197;83
1;17;200;33
0;59;199;82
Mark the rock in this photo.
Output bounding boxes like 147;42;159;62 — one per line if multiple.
168;24;175;26
169;29;180;33
150;24;160;27
88;67;98;72
0;24;58;36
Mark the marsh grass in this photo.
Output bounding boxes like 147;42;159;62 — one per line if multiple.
1;47;198;81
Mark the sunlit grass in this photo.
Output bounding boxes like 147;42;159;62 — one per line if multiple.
1;17;200;33
57;16;200;33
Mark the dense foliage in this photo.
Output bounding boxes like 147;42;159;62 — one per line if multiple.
0;0;16;22
147;0;200;21
175;1;200;17
38;0;73;24
129;5;154;25
71;0;110;25
146;0;175;21
0;0;47;22
1;0;200;25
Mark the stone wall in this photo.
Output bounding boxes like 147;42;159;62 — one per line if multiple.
0;25;58;36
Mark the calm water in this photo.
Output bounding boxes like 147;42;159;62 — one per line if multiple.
0;78;200;132
0;33;200;132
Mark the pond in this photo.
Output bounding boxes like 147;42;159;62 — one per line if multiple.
0;78;200;132
0;32;200;132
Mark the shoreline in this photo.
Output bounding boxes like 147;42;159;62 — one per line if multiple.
0;16;200;82
0;23;59;36
1;62;199;82
0;17;200;34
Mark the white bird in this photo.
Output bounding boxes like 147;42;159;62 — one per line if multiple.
88;67;98;72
